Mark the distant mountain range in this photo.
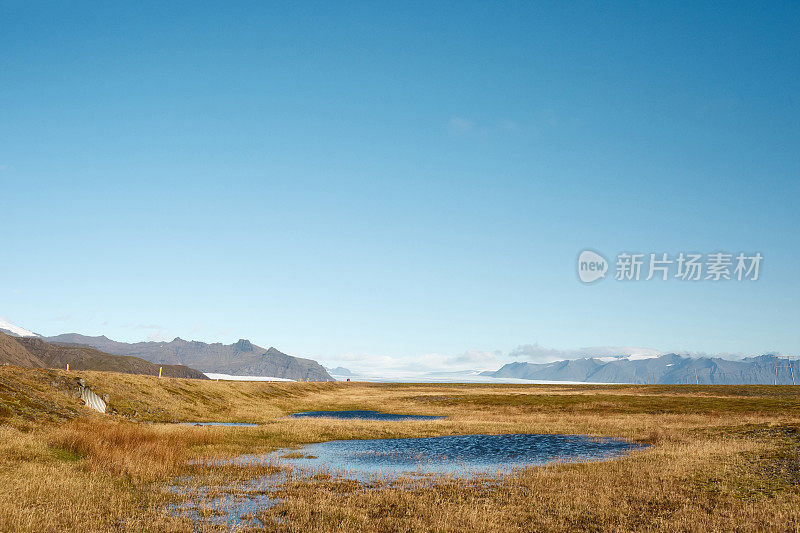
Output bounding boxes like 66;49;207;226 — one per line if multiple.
325;366;356;377
45;333;333;382
0;331;206;379
4;319;795;385
1;318;333;381
483;353;799;385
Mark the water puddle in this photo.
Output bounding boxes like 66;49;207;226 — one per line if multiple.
181;422;258;427
169;475;286;528
236;433;645;480
172;433;645;527
290;410;445;421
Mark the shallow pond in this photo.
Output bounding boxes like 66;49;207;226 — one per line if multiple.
174;433;646;527
237;433;646;480
181;422;258;427
169;482;280;528
290;410;445;421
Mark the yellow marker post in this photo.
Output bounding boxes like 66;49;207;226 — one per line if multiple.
158;366;162;378
66;363;69;371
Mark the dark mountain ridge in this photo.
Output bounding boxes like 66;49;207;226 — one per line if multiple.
45;333;334;381
0;332;207;379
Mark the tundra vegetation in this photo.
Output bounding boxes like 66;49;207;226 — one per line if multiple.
0;366;798;531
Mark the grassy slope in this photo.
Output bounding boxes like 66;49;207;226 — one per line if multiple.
0;367;798;531
17;336;208;379
0;332;207;380
0;367;85;427
0;333;45;368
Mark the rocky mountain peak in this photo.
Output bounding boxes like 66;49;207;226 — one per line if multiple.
234;339;254;352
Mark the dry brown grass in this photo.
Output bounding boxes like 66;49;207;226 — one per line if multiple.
49;420;220;482
0;424;185;532
0;366;798;532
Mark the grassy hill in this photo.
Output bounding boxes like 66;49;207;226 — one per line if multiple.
0;332;207;380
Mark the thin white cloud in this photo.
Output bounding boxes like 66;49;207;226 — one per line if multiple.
146;331;172;342
323;348;504;376
509;343;663;363
190;324;233;337
447;116;475;135
443;349;503;368
498;119;518;131
447;116;519;136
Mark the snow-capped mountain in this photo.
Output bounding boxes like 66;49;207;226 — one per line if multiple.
0;318;40;338
482;353;798;384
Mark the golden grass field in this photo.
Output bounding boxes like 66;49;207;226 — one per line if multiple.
0;366;798;532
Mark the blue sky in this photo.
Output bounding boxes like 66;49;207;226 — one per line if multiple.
1;1;798;372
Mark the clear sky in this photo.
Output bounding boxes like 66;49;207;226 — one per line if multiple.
1;1;798;373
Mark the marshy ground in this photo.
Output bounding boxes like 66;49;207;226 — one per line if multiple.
0;366;798;531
